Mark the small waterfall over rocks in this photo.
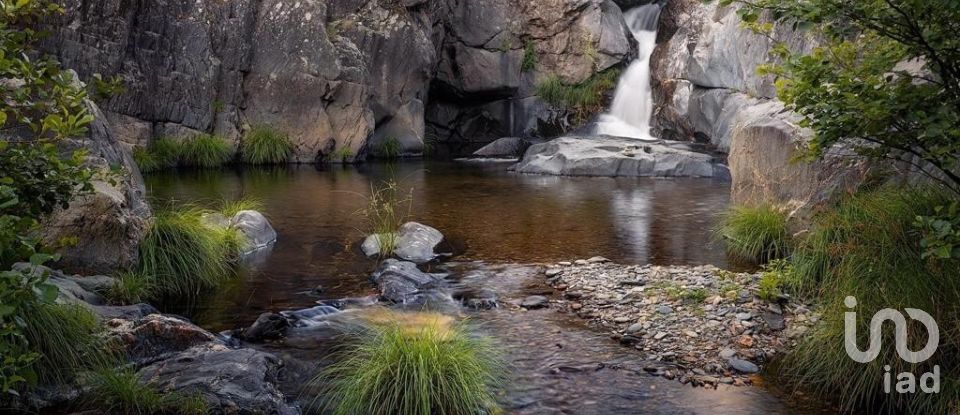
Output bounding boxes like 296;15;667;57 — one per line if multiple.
595;4;662;140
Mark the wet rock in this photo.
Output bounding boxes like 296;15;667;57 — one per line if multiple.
138;344;296;415
105;314;219;365
545;268;564;277
240;313;290;342
362;222;444;264
370;259;445;303
231;210;278;252
728;358;760;374
472;137;532;158
453;288;499;310
521;295;549;309
512;136;730;179
92;303;159;320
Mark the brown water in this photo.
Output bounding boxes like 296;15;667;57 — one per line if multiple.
146;161;828;414
146;161;733;330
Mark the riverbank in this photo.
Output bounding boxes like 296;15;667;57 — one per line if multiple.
531;259;818;387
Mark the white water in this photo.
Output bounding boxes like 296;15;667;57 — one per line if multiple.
595;4;662;140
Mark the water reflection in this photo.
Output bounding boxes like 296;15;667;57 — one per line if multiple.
146;161;732;329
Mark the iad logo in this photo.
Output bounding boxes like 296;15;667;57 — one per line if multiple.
844;296;940;394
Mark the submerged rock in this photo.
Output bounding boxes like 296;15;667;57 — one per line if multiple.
362;222;444;264
239;312;290;342
512;136;730;179
371;259;446;304
521;295;550;309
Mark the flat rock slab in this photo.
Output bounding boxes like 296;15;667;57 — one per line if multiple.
512;136;730;179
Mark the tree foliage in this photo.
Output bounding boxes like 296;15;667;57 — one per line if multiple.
0;0;100;400
721;0;960;195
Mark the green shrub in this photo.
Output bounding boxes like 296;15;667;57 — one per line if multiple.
315;318;504;415
777;186;960;414
241;126;293;165
535;69;620;121
715;204;791;264
756;259;791;301
325;146;355;163
138;205;240;301
105;271;155;305
179;134;232;168
22;303;109;385
83;367;208;415
521;41;537;72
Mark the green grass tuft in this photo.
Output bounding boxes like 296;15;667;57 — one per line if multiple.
106;271;155;305
535;69;621;121
138;205;240;301
314;319;504;415
22;303;110;385
379;136;403;159
241;126;293;165
360;180;411;257
521;41;537;72
715;204;791;264
83;367;209;415
219;198;265;217
776;186;960;414
179;134;232;168
132;147;159;174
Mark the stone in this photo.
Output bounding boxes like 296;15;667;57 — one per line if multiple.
138;345;297;415
761;311;786;331
735;312;753;321
239;313;290;342
362;222;444;264
370;259;444;304
654;331;668;340
105;314;220;365
231;211;277;252
719;348;737;359
626;323;645;334
728;358;760;374
521;295;549;309
545;268;563;277
657;305;674;314
472;137;533;159
512;136;730;179
587;256;610;263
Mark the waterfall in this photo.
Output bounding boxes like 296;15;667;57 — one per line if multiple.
594;4;662;140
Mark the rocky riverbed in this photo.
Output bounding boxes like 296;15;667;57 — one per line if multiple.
531;258;818;388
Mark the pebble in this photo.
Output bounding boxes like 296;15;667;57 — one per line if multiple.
728;358;760;374
656;305;673;314
521;295;549;309
653;331;667;340
626;323;644;334
545;268;563;277
719;348;736;359
587;256;610;263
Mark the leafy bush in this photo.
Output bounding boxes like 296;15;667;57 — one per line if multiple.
778;186;960;414
914;201;960;259
137;205;239;301
179;134;232;168
535;69;620;121
715;204;791;264
316;317;504;415
757;259;790;301
241;126;293;165
83;367;208;415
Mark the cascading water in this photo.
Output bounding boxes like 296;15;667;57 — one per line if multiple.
594;4;662;140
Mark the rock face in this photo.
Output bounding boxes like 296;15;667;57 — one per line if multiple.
650;1;871;213
512;136;730;178
44;0;635;161
39;98;152;275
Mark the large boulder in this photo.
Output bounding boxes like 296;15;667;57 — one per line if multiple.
231;210;278;252
512;136;730;178
648;0;872;214
138;344;297;415
39;97;151;275
370;259;446;304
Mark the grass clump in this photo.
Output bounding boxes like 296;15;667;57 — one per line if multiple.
715;204;791;264
83;367;208;415
105;271;155;305
241;126;293;165
521;41;537;72
756;259;791;302
219;198;264;217
138;205;240;301
378;136;403;159
360;180;411;257
133;138;181;173
777;186;960;414
535;69;620;121
22;303;110;385
315;316;504;415
179;134;232;168
325;146;355;163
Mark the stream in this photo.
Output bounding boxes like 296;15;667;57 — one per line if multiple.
145;161;824;414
